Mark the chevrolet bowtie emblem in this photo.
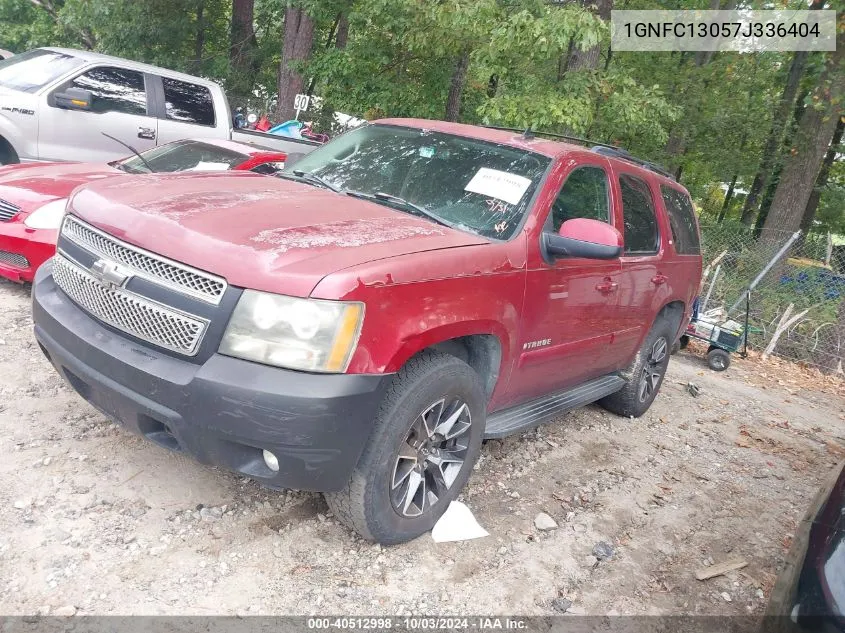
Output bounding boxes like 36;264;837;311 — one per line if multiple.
90;259;130;289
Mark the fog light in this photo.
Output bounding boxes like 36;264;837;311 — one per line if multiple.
262;449;279;472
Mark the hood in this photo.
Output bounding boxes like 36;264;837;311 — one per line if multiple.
0;162;121;215
68;171;490;297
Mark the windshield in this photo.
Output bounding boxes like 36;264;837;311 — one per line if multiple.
289;124;551;240
0;49;84;93
118;140;248;174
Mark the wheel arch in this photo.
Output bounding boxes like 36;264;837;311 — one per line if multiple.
656;299;686;340
385;324;507;400
0;134;19;164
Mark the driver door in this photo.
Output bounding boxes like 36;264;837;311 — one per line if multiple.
39;65;157;163
506;158;624;402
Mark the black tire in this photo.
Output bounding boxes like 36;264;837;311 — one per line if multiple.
707;347;730;371
0;138;18;166
325;352;486;545
671;335;690;355
599;316;674;418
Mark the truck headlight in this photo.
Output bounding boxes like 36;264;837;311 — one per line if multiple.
219;290;364;373
24;198;68;229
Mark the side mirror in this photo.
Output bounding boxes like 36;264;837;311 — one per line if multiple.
543;218;623;260
55;88;93;111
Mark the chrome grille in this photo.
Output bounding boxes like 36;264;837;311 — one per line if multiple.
0;198;21;221
52;255;208;355
0;250;29;269
61;216;227;304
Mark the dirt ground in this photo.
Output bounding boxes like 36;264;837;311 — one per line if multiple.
1;277;843;617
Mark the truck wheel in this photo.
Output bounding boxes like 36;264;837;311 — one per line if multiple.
599;316;673;418
707;346;730;371
0;137;18;165
325;352;486;545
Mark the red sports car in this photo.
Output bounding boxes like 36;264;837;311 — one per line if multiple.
0;138;287;283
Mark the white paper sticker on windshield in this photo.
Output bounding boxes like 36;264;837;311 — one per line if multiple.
189;161;232;172
464;168;531;205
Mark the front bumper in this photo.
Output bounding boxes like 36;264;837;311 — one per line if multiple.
32;262;390;492
0;222;56;283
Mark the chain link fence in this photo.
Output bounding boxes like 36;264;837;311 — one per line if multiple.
698;223;845;374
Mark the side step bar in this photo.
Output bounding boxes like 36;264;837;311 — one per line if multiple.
483;374;625;439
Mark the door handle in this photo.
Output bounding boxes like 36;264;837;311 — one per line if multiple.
138;127;156;140
651;274;668;286
595;279;618;294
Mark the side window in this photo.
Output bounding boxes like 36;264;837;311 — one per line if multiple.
661;186;700;255
619;174;659;254
250;162;286;175
69;67;147;116
550;166;610;232
162;78;215;126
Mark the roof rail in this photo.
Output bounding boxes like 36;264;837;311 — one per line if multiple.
481;125;619;150
482;125;675;180
590;146;676;181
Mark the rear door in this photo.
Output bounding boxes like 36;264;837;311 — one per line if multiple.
39;65;157;162
611;169;667;366
151;76;219;146
506;156;624;403
659;184;703;325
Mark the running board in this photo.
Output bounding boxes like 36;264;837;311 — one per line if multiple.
483;374;625;439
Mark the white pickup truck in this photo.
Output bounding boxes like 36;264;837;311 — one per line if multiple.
0;47;318;164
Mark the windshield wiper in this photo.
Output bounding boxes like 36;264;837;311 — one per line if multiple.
277;169;342;193
101;132;154;173
347;190;453;229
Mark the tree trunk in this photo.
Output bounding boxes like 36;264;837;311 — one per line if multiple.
741;0;824;225
739;52;809;225
335;13;349;49
445;50;470;122
192;0;205;74
276;6;316;122
717;174;738;223
800;117;844;234
566;0;612;72
230;0;258;103
760;36;844;244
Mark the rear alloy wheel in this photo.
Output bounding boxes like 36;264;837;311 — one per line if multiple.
326;352;485;545
599;316;674;418
638;337;668;403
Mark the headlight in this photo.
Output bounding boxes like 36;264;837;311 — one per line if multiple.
219;290;364;373
24;198;68;229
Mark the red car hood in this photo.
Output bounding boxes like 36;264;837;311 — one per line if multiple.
68;171;489;297
0;162;121;215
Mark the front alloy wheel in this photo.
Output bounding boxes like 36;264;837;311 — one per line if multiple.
391;398;471;517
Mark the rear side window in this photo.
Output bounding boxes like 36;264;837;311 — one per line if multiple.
550;166;610;232
661;186;700;255
619;174;659;254
71;67;147;116
163;78;215;126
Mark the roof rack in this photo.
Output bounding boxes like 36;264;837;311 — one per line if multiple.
482;125;619;150
591;146;676;181
482;125;676;181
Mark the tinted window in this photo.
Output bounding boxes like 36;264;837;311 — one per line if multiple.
290;124;550;240
619;174;659;254
118;140;246;173
0;49;84;93
163;78;215;126
550;166;610;232
250;161;286;175
71;67;147;116
661;185;700;255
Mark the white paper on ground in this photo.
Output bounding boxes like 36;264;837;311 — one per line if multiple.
431;501;489;542
189;161;232;172
464;168;532;205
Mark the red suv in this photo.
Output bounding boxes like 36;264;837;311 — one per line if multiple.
32;120;702;544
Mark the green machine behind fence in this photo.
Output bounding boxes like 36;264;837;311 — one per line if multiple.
682;231;802;372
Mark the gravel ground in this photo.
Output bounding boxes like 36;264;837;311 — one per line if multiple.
1;277;843;617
